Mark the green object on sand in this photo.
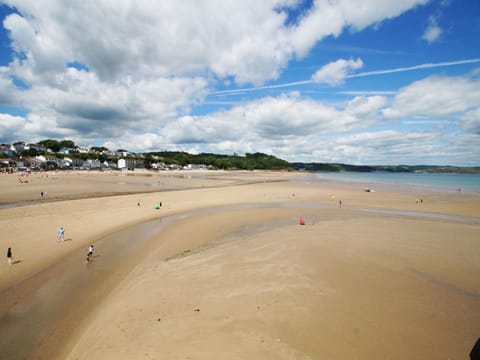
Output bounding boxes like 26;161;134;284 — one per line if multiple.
154;204;160;209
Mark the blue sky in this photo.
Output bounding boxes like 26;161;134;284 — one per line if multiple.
0;0;479;165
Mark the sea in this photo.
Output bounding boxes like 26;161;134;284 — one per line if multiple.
303;172;480;194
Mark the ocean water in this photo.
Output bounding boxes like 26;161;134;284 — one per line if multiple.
304;172;480;194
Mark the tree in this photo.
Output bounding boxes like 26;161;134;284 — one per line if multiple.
90;146;109;153
59;140;75;149
38;139;61;153
23;148;39;156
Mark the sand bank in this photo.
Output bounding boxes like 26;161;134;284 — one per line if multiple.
0;170;479;359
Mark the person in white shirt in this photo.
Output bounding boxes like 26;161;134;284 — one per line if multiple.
57;227;65;241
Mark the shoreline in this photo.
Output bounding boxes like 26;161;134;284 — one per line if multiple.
0;171;479;359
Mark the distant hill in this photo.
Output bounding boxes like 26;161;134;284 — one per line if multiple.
146;152;480;173
145;151;291;170
290;163;480;174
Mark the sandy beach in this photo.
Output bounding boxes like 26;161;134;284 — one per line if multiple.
0;170;479;359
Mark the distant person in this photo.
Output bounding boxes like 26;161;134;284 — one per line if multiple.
338;200;342;208
57;227;65;242
88;244;94;257
86;245;94;262
40;191;44;198
7;247;12;265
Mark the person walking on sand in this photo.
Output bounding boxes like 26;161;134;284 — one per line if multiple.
86;244;94;262
88;244;94;257
7;247;12;265
57;227;65;242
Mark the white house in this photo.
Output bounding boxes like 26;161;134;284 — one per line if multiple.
118;158;126;169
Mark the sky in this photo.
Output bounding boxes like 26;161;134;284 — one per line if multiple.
0;0;479;166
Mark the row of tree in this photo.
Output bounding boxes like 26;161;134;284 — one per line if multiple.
144;151;291;170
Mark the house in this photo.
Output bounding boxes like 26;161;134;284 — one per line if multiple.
12;142;27;153
118;158;136;170
61;157;73;168
76;147;90;154
85;159;102;169
17;157;42;170
1;159;15;171
183;164;209;171
71;158;85;168
118;158;126;169
0;144;14;157
28;143;46;153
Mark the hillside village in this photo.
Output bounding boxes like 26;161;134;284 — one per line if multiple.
0;141;206;172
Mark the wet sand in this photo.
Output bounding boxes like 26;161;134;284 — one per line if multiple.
0;170;479;359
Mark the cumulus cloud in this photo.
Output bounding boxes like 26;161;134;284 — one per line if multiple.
312;58;363;86
345;95;387;121
304;130;449;165
8;67;209;141
163;93;377;145
0;113;27;143
383;75;480;119
126;92;394;159
2;0;429;86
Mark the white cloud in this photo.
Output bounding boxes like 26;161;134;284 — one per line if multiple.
302;130;445;165
0;113;27;142
312;58;363;86
0;67;17;104
422;16;443;43
460;108;480;134
346;95;387;120
338;0;430;30
290;0;429;57
100;92;389;154
3;0;429;87
383;75;480;119
14;68;208;137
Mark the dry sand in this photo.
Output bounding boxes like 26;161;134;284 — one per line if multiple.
0;170;479;359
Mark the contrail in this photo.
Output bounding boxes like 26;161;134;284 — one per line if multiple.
347;58;480;78
209;58;480;96
210;80;312;95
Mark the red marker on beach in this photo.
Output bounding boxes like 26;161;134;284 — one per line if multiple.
299;218;305;225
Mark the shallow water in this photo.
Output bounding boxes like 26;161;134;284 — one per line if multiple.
304;172;480;194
